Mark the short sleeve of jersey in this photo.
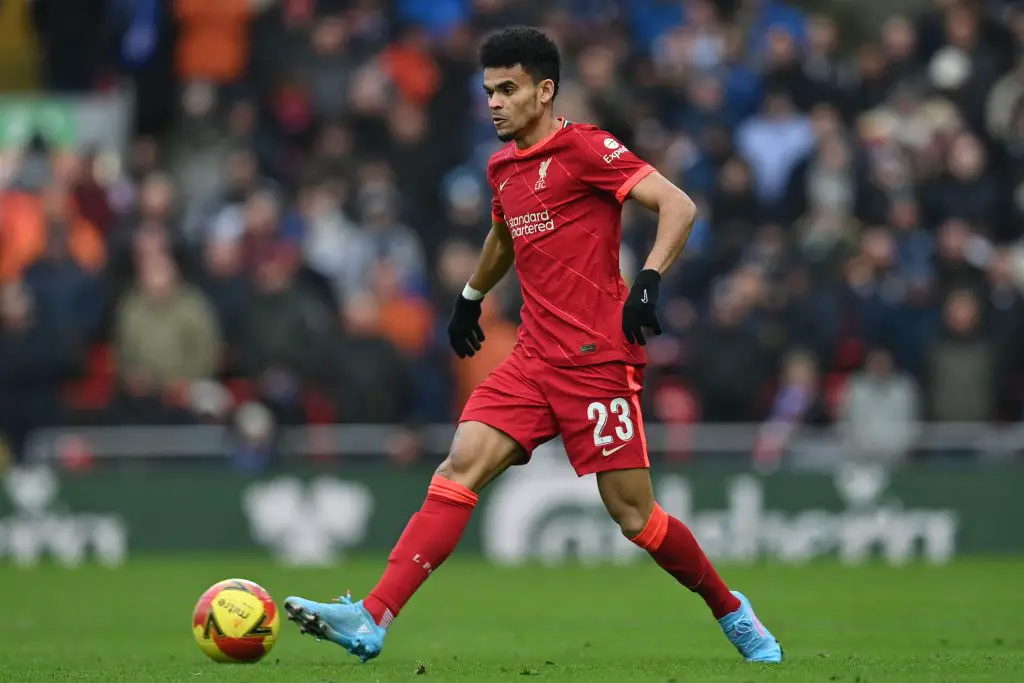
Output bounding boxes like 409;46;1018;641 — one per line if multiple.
487;159;505;224
567;125;656;203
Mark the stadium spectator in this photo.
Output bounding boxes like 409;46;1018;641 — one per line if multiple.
762;25;817;111
371;261;434;358
0;281;79;460
174;0;253;86
330;291;414;424
754;348;827;468
985;249;1024;417
72;150;117;235
113;255;221;423
198;237;249;351
296;175;362;306
30;0;107;91
299;14;359;120
927;288;995;422
347;178;428;296
241;244;330;425
0;183;106;284
735;90;815;210
781;110;854;224
20;211;106;344
690;277;768;422
839;347;921;462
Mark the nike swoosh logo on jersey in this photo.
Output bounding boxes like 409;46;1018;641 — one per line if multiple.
602;444;627;457
499;178;510;192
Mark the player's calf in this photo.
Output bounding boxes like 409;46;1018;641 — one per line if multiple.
358;423;523;631
285;423;522;656
597;468;739;617
596;469;782;662
285;474;478;656
627;502;742;620
358;475;478;630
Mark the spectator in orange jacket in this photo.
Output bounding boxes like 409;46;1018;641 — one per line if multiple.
174;0;252;84
0;184;106;283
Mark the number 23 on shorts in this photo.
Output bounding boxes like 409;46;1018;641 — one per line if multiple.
587;398;635;456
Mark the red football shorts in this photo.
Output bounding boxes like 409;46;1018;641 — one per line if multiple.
459;350;649;476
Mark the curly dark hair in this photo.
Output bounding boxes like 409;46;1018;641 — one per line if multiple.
479;26;560;97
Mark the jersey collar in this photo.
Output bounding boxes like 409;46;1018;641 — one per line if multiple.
513;117;572;157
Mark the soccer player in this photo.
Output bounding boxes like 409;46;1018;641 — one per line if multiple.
285;26;782;664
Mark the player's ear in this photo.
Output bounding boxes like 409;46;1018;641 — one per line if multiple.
538;79;555;105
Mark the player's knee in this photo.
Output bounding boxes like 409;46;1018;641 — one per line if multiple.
435;448;473;479
612;505;649;540
434;452;478;482
434;422;521;493
597;469;656;539
433;451;493;493
602;492;650;538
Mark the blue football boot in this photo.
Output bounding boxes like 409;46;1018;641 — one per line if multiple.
718;590;783;663
284;593;386;662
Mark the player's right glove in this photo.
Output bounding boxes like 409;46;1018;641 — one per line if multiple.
622;268;663;345
447;294;485;358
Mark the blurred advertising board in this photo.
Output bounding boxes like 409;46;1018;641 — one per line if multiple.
2;445;1021;567
0;92;131;153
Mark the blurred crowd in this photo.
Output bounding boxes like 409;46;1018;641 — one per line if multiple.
1;0;1024;464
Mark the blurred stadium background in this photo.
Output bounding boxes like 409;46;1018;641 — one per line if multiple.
4;0;1024;679
1;0;1024;604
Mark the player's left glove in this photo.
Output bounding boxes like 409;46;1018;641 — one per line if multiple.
622;269;663;345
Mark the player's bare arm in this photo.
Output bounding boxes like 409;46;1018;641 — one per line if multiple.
628;171;698;276
468;217;514;295
620;171;697;345
447;217;514;358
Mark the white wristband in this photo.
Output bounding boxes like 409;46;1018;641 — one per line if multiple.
462;284;485;301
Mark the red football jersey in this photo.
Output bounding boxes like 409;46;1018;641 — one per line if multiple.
487;119;656;367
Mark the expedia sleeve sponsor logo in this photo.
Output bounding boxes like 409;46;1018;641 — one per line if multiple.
603;145;629;164
601;136;630;163
507;209;556;238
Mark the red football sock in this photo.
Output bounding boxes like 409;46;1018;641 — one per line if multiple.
631;504;741;619
362;476;477;627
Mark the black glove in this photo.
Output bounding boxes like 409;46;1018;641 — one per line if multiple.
448;295;485;358
622;269;663;345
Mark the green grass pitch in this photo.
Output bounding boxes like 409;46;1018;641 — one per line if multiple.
2;558;1022;682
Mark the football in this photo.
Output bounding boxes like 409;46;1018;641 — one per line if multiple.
192;578;280;663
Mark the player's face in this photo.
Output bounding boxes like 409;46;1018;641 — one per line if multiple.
483;66;553;143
